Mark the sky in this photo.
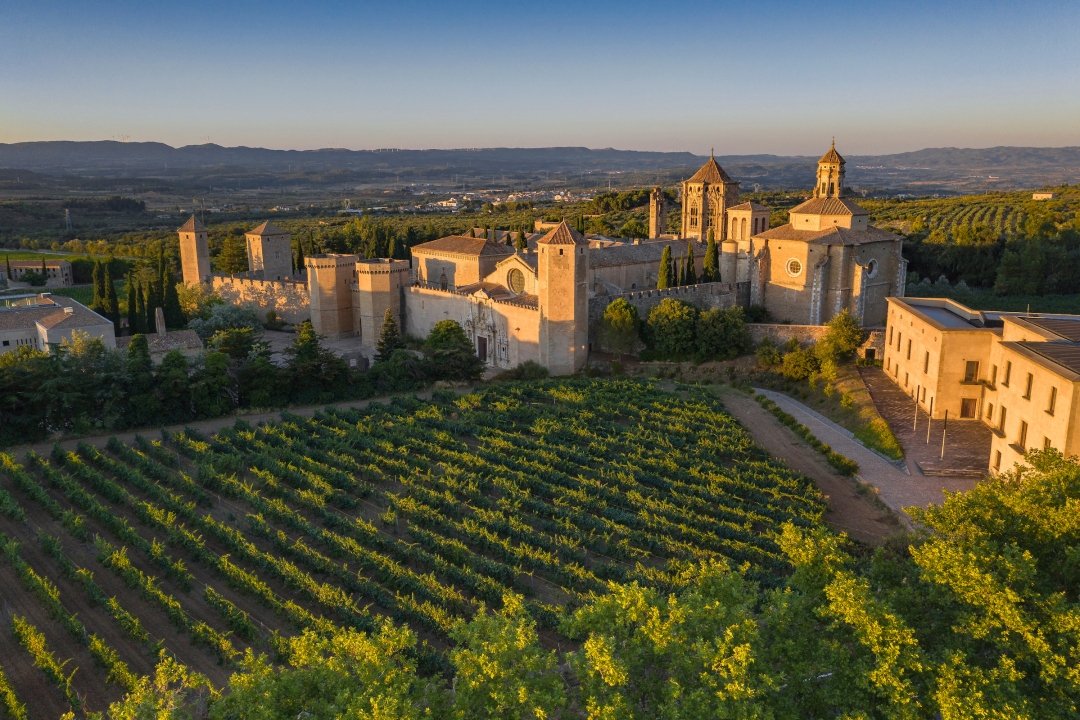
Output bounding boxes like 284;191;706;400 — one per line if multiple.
1;0;1078;156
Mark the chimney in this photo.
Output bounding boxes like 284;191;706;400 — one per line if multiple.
155;307;166;335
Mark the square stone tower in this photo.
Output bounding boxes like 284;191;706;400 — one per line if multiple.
352;258;410;347
537;221;588;375
307;254;359;338
649;187;667;238
246;221;293;280
680;154;740;241
177;215;211;285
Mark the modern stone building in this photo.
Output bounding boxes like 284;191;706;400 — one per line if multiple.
2;259;74;287
0;293;115;354
884;296;1080;473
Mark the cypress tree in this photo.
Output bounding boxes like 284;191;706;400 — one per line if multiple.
4;255;10;284
41;256;46;276
163;272;183;328
703;231;719;282
143;284;154;334
657;245;673;290
103;261;119;326
133;280;147;334
684;240;697;285
126;273;137;334
375;308;400;363
294;238;305;274
515;230;527;252
91;260;104;311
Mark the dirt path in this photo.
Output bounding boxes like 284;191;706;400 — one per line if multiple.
712;387;902;545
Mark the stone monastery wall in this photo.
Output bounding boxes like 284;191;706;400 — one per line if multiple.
588;281;749;336
212;275;310;324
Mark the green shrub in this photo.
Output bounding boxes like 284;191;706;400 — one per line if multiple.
644;298;698;360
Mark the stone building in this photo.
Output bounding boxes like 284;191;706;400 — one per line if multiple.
2;259;74;287
736;143;905;326
178;216;212;286
680;154;739;241
245;221;294;280
883;296;1080;474
0;293;114;354
649;187;668;238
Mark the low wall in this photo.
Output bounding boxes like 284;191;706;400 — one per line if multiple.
748;323;886;357
588;281;749;334
212;275;310;325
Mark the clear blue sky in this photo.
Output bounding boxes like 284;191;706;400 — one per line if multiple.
2;0;1077;155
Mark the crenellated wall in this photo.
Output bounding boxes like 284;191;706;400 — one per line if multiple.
588;281;749;337
211;275;310;324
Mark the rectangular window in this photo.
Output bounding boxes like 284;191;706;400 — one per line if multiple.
1018;420;1029;450
961;398;978;418
898;332;902;350
889;327;893;345
994;450;1002;470
990;365;998;386
1048;387;1057;415
986;402;994;420
998;406;1007;433
886;357;891;371
923;351;930;374
1023;373;1033;399
964;361;979;383
1044;437;1052;450
905;372;909;387
1003;361;1011;387
906;339;912;360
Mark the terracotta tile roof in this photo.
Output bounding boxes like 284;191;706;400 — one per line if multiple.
686;157;733;184
818;141;845;165
412;235;515;257
456;281;514;299
789;197;867;216
536;221;586;246
247;220;288;236
509;293;538;308
177;215;207;233
116;329;203;354
728;202;770;212
755;224;899;246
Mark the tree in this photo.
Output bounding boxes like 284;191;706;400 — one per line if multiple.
218;232;250;274
285;321;350;404
155;350;192;423
143;283;156;334
125;334;161;427
821;309;865;359
162;278;184;329
209;327;263;360
187;303;260;340
133;281;147;334
619;218;648;239
599;297;640;355
91;260;104;311
294;236;305;274
4;255;10;284
515;231;527;252
696;306;750;361
375;308;401;363
449;593;566;720
423;319;483;381
683;240;697;285
126;273;138;334
780;344;819;380
191;351;234;418
646;298;698;359
657;245;674;290
102;258;119;327
703;230;719;282
108;652;211;720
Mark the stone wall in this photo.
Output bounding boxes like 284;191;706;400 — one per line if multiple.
747;322;885;356
212;275;310;324
588;281;749;336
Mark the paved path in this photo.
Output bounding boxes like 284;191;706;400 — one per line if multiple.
754;388;980;525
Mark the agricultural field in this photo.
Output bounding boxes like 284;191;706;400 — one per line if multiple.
0;379;824;717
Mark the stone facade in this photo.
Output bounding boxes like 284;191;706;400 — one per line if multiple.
352;258;409;346
245;221;293;281
680;156;739;241
537;224;589;375
212;275;310;325
649;187;667;239
307;254;359;339
178;216;211;286
3;260;74;287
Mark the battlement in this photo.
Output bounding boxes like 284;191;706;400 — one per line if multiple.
307;254;359;270
214;273;306;289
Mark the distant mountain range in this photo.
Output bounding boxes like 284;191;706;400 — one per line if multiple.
1;141;1078;192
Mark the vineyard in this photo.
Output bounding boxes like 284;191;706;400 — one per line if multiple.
861;187;1080;238
0;379;824;716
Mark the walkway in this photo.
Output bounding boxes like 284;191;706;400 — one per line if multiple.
859;367;992;477
752;388;980;524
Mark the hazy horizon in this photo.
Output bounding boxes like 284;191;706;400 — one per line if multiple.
3;0;1078;156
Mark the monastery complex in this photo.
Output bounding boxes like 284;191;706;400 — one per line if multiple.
177;144;907;376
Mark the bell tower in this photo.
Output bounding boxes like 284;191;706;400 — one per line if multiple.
649;187;667;238
537;221;588;375
178;215;211;286
813;139;846;199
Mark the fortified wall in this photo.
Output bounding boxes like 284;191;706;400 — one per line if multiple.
587;281;750;336
211;275;310;324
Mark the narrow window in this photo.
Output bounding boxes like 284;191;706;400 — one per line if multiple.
993;450;1002;470
1018;420;1029;449
964;361;979;383
1044;437;1052;449
898;332;902;350
1048;386;1057;415
1003;361;1011;387
998;406;1007;433
906;339;911;360
990;365;998;386
1023;373;1033;399
905;372;909;387
741;218;747;238
889;327;893;345
886;357;891;371
986;402;994;420
923;351;929;374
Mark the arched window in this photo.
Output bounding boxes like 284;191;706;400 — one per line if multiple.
731;218;738;238
752;217;759;234
689;206;699;229
741;218;746;238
